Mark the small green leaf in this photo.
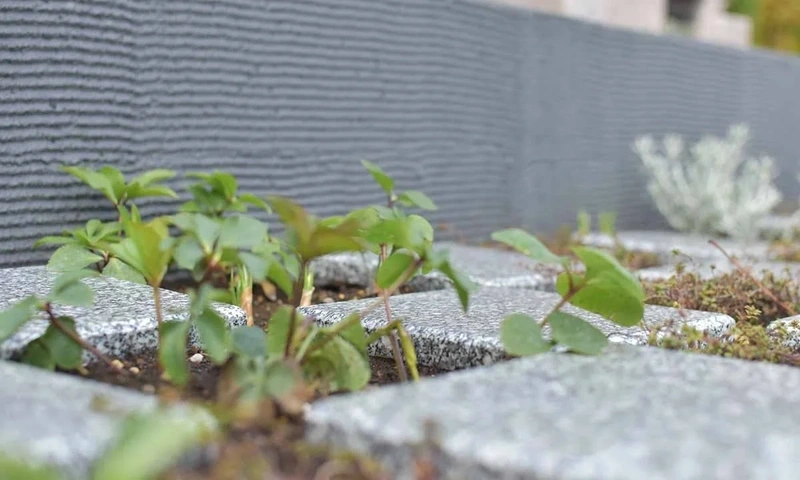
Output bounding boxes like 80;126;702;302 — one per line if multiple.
40;317;83;369
266;306;294;357
231;326;267;357
92;405;218;480
437;260;476;311
267;261;294;298
361;160;394;194
172;237;206;271
325;336;371;391
195;309;230;364
337;313;367;354
491;228;567;265
97;166;127;203
306;225;364;260
406;215;435;251
47;244;103;272
501;314;552;356
239;193;271;212
49;270;97;307
21;339;55;370
397;190;437;210
126;185;178;200
238;252;268;283
218;216;267;249
548;311;607;355
102;258;146;285
263;359;301;398
266;196;312;249
62;165;118;205
563;247;645;327
376;251;416;289
34;235;74;248
129;169;175;187
158;321;191;386
0;296;41;342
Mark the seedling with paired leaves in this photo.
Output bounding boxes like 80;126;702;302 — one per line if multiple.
62;165;178;213
492;228;645;356
356;160;475;381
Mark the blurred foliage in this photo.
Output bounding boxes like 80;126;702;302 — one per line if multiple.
729;0;800;54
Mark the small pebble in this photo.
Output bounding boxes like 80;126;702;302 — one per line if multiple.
129;366;140;375
111;359;124;370
142;384;156;394
338;293;345;300
189;353;205;364
322;297;335;303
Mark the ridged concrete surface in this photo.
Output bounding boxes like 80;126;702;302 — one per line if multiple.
0;0;799;266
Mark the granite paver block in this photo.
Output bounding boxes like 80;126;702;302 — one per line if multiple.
311;242;558;292
636;261;800;282
757;214;800;240
299;287;734;370
767;316;800;352
306;344;800;480
0;359;157;479
0;266;246;360
581;231;773;264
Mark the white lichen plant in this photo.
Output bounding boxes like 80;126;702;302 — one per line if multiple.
633;124;782;240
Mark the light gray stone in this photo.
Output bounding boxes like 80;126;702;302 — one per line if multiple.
299;287;734;370
637;261;800;282
581;231;773;264
767;316;800;352
310;242;558;292
757;214;800;241
306;344;800;480
0;359;157;479
0;266;246;361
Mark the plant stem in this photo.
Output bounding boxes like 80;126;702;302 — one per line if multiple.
152;283;164;376
44;305;119;369
379;243;408;382
709;240;798;317
284;262;306;358
299;259;422;361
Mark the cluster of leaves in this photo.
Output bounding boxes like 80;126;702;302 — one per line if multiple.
491;228;645;356
0;160;477;478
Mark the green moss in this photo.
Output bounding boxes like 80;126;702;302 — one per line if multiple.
643;267;800;367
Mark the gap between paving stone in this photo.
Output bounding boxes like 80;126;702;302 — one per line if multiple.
0;359;158;479
305;344;800;480
581;231;773;264
310;242;559;292
0;266;246;361
299;287;734;371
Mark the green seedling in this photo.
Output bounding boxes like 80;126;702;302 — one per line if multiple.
576;210;591;238
62;165;178;213
357;160;475;381
492;228;645;356
179;170;273;325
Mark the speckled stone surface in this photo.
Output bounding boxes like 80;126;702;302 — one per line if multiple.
767;316;800;352
299;287;734;370
0;266;246;360
306;344;800;480
0;359;157;479
310;242;558;292
757;214;800;240
581;231;773;264
636;261;800;282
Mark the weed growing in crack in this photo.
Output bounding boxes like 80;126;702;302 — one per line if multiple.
492;227;645;356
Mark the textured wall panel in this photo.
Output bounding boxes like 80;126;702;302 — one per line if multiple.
1;0;800;267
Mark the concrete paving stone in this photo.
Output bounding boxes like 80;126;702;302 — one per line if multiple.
310;242;559;292
0;266;246;361
580;231;773;264
306;344;800;480
636;261;800;282
767;316;800;353
0;359;157;479
299;287;734;371
756;214;800;240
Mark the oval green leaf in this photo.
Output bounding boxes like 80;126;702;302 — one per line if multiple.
194;309;230;365
158;321;191;386
548;311;607;355
491;228;567;265
376;251;416;289
500;313;552;356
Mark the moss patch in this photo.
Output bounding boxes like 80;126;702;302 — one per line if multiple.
642;265;800;367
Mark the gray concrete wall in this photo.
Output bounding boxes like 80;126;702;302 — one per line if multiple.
0;0;799;267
